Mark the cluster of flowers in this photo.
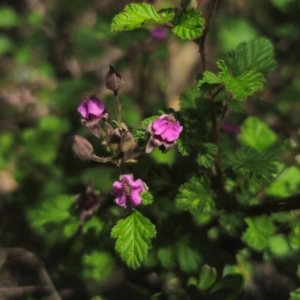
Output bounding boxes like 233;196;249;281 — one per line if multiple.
76;94;183;208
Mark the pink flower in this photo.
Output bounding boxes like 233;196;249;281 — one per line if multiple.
146;114;183;153
221;122;241;137
113;174;148;208
151;27;166;40
77;95;106;121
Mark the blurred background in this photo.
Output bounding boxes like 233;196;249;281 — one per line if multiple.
1;0;300;299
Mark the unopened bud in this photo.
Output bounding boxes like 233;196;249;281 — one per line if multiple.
72;135;94;161
106;65;124;92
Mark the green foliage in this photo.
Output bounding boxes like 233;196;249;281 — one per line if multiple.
219;211;246;237
176;176;216;214
242;216;275;251
133;115;159;144
111;210;156;268
289;288;300;300
82;251;115;282
111;3;172;32
157;246;177;269
0;7;19;28
0;35;14;56
238;117;277;151
172;8;205;40
210;274;244;300
177;238;202;273
196;143;218;168
196;71;222;92
82;216;104;235
198;265;217;290
141;191;154;205
218;60;265;99
226;38;277;76
222;146;277;187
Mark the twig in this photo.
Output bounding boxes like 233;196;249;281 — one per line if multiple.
90;155;114;163
114;90;121;127
198;0;219;72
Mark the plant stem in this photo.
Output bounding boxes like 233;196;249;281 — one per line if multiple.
198;0;219;72
114;90;121;127
90;155;114;163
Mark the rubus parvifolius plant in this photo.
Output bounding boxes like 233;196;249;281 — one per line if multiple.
28;1;300;299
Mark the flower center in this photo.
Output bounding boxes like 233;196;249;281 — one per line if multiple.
122;181;133;196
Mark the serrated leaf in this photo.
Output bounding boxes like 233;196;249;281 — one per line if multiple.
133;115;159;144
111;210;156;269
177;240;202;273
28;195;74;227
141;191;154;205
111;3;167;32
179;87;198;111
177;138;189;156
197;143;218;168
157;8;176;24
226;38;277;76
63;217;80;237
218;60;265;100
242;216;275;251
176;176;216;214
196;71;222;92
82;216;104;235
238;116;277;151
221;146;277;187
172;8;205;40
199;265;217;290
210;274;244;300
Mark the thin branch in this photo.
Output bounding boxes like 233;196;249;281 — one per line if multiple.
114;90;122;127
90;155;114;163
198;0;219;72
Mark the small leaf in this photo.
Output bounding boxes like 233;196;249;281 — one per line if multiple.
141;191;154;205
196;71;222;92
218;60;265;100
133;115;159;144
210;274;244;300
172;8;205;40
82;216;104;235
226;38;277;76
157;246;177;269
111;210;156;268
199;265;217;291
111;3;166;32
0;7;19;28
176;176;216;214
289;288;300;300
242;216;275;251
197;143;218;168
238;116;277;151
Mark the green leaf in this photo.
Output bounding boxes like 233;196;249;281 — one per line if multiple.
141;191;154;205
63;217;81;237
28;195;74;227
111;3;167;32
218;60;265;100
199;265;217;290
0;7;19;28
133;115;159;144
157;8;176;24
238;116;277;151
226;38;277;76
0;35;14;56
176;176;216;214
177;239;202;273
157;246;177;269
221;146;277;187
172;8;205;40
210;274;244;300
82;216;104;235
242;216;275;251
82;251;114;282
196;143;218;168
111;210;156;269
219;211;246;237
179;87;198;111
290;288;300;300
196;71;222;92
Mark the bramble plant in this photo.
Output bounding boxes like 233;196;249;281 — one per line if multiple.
16;0;300;299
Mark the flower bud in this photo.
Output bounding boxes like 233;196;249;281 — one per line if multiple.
72;135;94;161
105;65;124;92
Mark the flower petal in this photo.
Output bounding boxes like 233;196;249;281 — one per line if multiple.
112;181;122;194
161;122;183;142
77;101;89;119
130;190;142;206
88;98;105;118
115;194;127;207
